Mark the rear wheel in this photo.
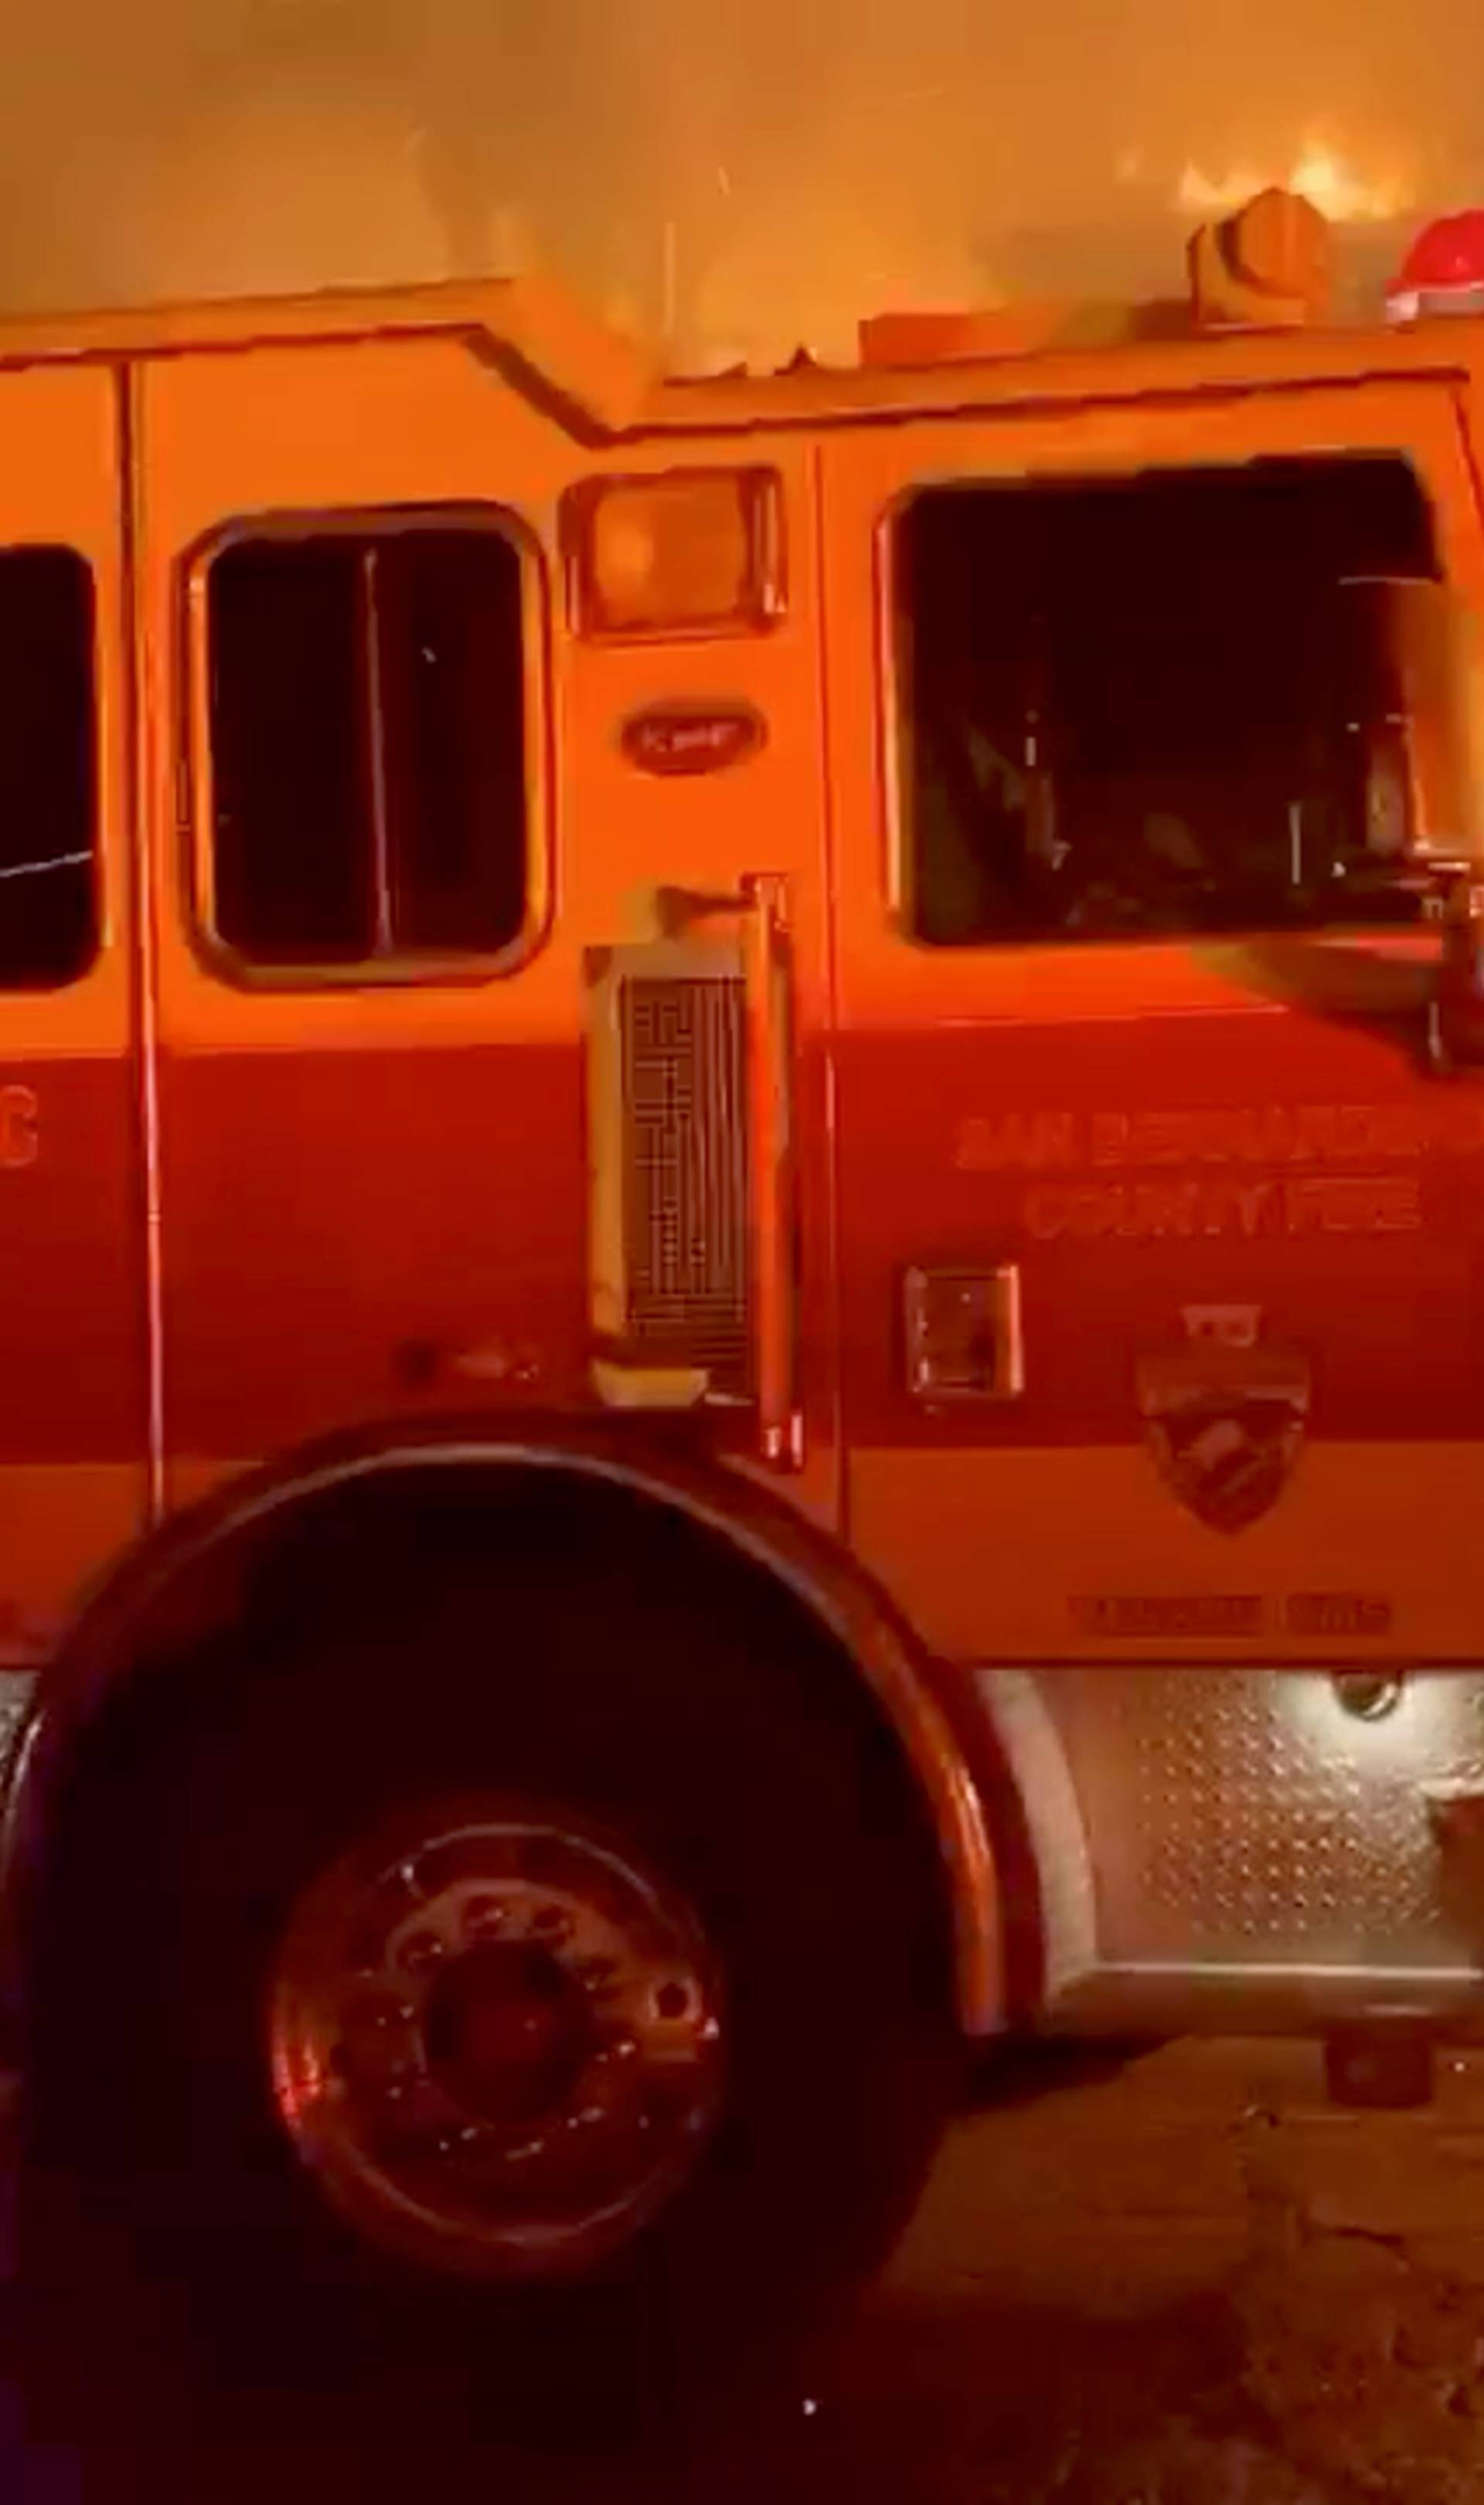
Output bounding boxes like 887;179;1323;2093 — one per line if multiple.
21;1553;958;2435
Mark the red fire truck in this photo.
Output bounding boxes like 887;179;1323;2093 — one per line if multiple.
5;180;1484;2393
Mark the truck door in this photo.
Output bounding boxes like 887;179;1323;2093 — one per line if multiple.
821;380;1484;1666
0;365;143;1662
136;328;830;1506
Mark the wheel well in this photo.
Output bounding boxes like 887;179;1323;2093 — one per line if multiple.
19;1454;1000;2030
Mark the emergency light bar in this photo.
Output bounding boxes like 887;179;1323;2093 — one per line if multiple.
564;467;783;640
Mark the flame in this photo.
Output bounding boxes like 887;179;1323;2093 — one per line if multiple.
1175;140;1410;226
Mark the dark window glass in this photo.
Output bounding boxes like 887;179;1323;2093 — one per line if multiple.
0;547;95;988
208;523;529;970
209;539;369;962
899;458;1440;946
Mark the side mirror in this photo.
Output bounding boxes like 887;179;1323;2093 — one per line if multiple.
1431;864;1484;1070
1338;578;1484;1068
1338;575;1484;876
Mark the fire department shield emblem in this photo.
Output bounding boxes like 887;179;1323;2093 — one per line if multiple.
1137;1307;1310;1533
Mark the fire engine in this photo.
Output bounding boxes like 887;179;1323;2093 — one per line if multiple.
2;178;1484;2394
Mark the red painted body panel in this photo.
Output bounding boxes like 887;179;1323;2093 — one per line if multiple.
159;1045;589;1454
0;1057;143;1464
836;991;1484;1450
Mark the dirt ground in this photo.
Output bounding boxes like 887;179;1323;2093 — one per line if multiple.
835;2036;1484;2503
14;2036;1484;2500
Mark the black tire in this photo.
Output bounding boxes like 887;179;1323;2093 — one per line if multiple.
19;1533;958;2441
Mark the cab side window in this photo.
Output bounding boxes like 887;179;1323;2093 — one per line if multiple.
204;520;529;974
0;547;96;988
898;458;1438;946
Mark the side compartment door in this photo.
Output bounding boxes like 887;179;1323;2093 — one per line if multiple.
0;364;144;1665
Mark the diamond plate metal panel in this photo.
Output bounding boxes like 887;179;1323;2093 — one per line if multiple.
1031;1668;1484;1972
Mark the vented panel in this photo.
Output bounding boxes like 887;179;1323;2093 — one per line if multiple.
619;974;749;1374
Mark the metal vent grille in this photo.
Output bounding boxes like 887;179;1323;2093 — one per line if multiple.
619;974;749;1375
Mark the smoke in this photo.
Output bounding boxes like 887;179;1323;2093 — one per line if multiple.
0;0;1479;366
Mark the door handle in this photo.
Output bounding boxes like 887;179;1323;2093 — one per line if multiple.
740;873;801;1470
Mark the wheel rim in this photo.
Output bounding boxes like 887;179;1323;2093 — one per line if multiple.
267;1799;725;2279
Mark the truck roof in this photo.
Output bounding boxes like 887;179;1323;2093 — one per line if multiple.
0;264;1476;446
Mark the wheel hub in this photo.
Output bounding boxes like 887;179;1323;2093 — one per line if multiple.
267;1802;724;2278
421;1941;592;2126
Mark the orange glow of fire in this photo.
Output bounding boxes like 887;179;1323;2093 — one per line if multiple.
1174;142;1411;227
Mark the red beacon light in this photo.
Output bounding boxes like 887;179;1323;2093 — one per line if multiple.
1387;211;1484;322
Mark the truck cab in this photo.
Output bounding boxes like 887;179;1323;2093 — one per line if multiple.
5;186;1484;2407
